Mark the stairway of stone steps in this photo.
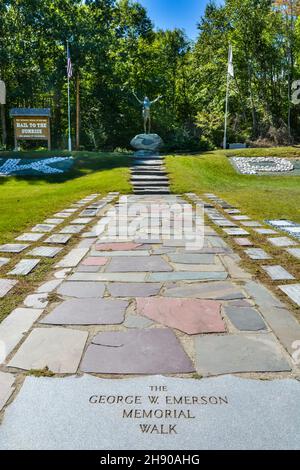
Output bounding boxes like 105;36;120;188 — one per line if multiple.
131;154;171;195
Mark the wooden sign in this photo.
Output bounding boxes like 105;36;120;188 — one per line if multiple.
10;109;51;150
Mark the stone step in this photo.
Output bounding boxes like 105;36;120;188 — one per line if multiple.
132;181;170;187
134;189;171;195
131;166;165;171
131;172;168;177
133;160;163;166
131;175;169;181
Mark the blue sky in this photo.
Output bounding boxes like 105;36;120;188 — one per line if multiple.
139;0;222;40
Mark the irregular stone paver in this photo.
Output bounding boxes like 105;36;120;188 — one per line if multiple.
8;259;40;276
224;306;267;331
56;248;89;268
45;234;71;244
285;248;300;259
262;265;295;281
279;284;300;307
0;371;15;411
69;272;147;282
0;308;42;362
0;279;18;299
59;225;85;234
80;329;195;374
164;281;245;300
40;298;127;325
0;243;29;253
57;281;105;298
37;279;62;293
0;257;10;267
90;250;149;257
244;248;272;260
105;256;172;273
107;282;161;297
27;246;62;258
24;293;48;309
81;257;108;266
31;224;56;233
233;238;253;246
2;375;300;450
195;334;292;376
8;327;88;373
95;242;142;251
149;271;227;282
16;233;44;242
167;253;215;264
245;281;283;308
136;297;225;334
124;315;154;329
268;237;298;247
169;263;225;272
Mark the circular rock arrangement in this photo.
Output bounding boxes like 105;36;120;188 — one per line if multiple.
231;157;294;175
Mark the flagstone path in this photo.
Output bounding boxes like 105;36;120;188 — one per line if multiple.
0;193;300;449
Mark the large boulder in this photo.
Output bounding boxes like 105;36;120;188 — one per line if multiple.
130;133;163;151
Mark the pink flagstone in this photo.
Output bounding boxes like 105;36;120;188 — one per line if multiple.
95;242;142;251
136;297;225;335
81;257;108;266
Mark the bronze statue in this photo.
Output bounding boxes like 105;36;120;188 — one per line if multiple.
133;92;163;134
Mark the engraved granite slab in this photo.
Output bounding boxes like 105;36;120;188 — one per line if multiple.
59;225;85;234
8;259;40;276
0;258;10;267
262;265;295;281
0;279;18;298
27;246;62;258
223;228;249;236
268;237;298;247
279;284;300;307
0;244;29;253
285;248;300;259
244;248;272;260
31;224;56;233
16;233;44;242
45;234;72;244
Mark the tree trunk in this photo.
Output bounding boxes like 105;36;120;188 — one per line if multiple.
76;73;80;150
0;104;7;147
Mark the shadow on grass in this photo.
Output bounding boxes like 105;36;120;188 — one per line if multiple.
0;151;133;185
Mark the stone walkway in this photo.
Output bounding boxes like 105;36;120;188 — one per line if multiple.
0;193;300;449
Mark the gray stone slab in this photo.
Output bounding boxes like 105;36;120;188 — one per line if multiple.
254;228;278;235
262;265;295;281
16;233;44;242
164;281;245;300
90;250;149;257
279;284;300;307
76;265;101;273
24;293;48;309
31;224;56;233
56;248;89;268
240;221;263;227
37;279;62;293
0;371;15;411
105;256;172;273
0;257;10;267
57;281;105;298
167;253;215;264
69;272;147;282
40;298;128;325
285;248;300;259
223;228;249;236
245;281;284;308
107;282;161;297
149;272;228;282
72;218;93;224
44;218;64;225
244;248;272;260
268;237;298;247
195;334;291;376
53;212;71;218
8;327;88;373
27;246;62;258
0;244;29;253
8;259;40;276
59;225;85;234
224;306;267;331
81;329;195;374
124;314;154;329
45;234;72;244
1;374;300;450
0;308;42;362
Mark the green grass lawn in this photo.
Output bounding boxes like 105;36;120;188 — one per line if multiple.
166;147;300;223
0;150;132;243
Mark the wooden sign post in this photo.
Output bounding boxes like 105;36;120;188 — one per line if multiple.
10;108;51;150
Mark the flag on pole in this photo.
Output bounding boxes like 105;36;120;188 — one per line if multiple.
228;44;234;78
67;44;73;79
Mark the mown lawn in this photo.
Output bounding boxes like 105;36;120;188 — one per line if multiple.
0;150;132;243
166;147;300;223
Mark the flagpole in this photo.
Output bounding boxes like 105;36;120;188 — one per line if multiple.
67;40;72;152
223;70;230;150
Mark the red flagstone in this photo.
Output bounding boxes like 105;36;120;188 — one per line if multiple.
136;297;225;335
95;242;142;251
81;257;108;266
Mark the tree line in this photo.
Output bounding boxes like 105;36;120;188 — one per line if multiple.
0;0;300;151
